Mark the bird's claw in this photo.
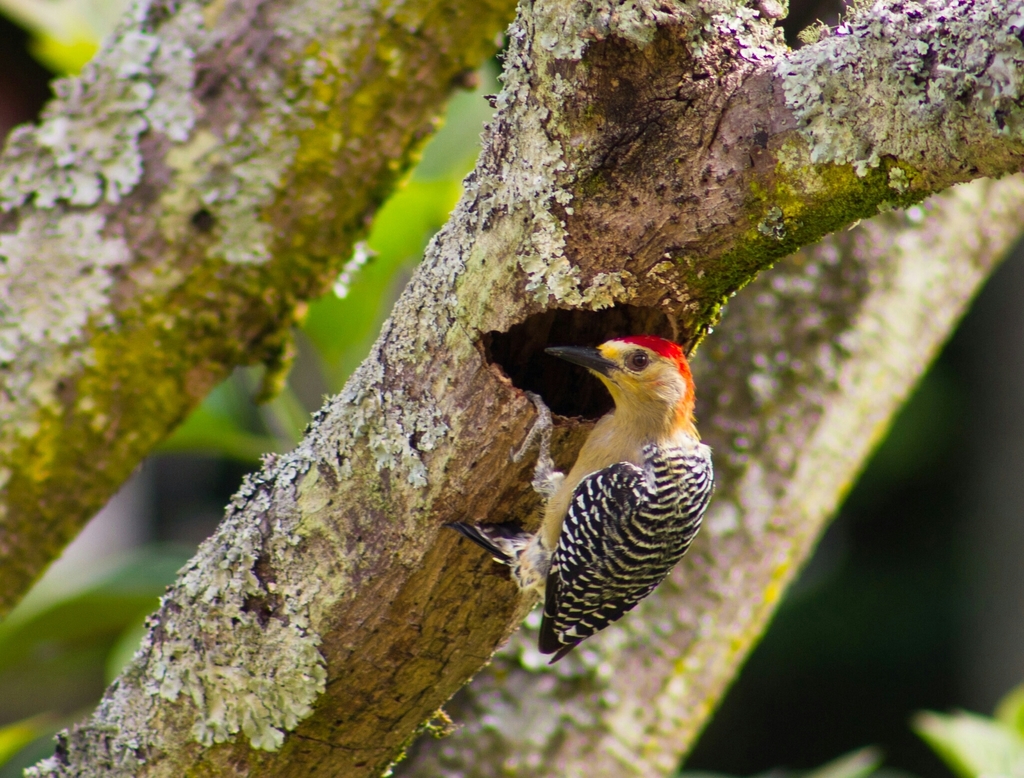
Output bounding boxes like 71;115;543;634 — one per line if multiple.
511;392;563;499
511;392;551;461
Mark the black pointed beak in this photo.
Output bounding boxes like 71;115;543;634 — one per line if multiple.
544;346;617;377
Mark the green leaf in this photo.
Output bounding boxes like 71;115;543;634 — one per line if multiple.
913;710;1024;778
29;34;97;73
257;385;312;448
159;371;279;462
410;61;498;181
301;177;463;389
0;0;129;73
678;747;883;778
0;549;189;774
0;715;52;768
996;683;1024;738
0;546;191;675
105;614;150;683
302;62;495;389
805;747;883;778
158;401;279;462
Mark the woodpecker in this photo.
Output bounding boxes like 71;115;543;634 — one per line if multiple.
450;335;713;661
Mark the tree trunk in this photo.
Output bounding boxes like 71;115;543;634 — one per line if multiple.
14;0;1024;775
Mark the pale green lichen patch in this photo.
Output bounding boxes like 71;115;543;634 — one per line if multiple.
689;0;785;61
581;271;637;310
888;166;910;193
0;212;128;362
1;33;155;209
756;205;786;240
532;0;782;62
777;1;1024;175
0;0;198;210
0;212;129;456
150;0;303;266
331;346;450;488
490;8;578;305
145;465;326;751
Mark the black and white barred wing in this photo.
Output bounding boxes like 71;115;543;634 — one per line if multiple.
538;445;713;661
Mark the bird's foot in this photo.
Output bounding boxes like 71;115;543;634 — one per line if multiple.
511;391;564;499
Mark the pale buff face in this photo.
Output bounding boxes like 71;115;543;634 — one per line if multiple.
594;340;692;417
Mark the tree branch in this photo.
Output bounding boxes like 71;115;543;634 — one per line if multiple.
20;0;1024;775
0;0;514;616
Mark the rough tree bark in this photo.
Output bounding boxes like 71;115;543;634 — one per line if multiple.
0;0;514;617
14;0;1024;776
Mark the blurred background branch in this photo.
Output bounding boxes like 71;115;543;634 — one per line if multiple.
0;0;514;618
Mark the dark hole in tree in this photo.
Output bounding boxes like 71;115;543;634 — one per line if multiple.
483;305;675;420
191;209;216;232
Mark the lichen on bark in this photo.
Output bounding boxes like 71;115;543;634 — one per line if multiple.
778;0;1024;177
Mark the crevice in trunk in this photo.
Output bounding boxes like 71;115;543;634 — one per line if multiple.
483;305;674;419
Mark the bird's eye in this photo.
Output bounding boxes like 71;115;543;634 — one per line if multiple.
626;351;649;371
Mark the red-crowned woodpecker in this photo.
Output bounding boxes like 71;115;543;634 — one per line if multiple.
450;335;714;661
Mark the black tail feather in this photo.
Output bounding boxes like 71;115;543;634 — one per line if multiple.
548;643;578;663
538;578;579;662
539;621;579;663
445;522;523;565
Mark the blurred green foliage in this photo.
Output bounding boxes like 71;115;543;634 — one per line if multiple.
858;366;961;489
0;546;193;775
681;746;885;778
0;0;127;73
914;683;1024;778
0;715;52;768
676;683;1024;778
0;547;190;686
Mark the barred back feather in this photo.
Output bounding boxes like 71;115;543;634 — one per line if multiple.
538;440;713;660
